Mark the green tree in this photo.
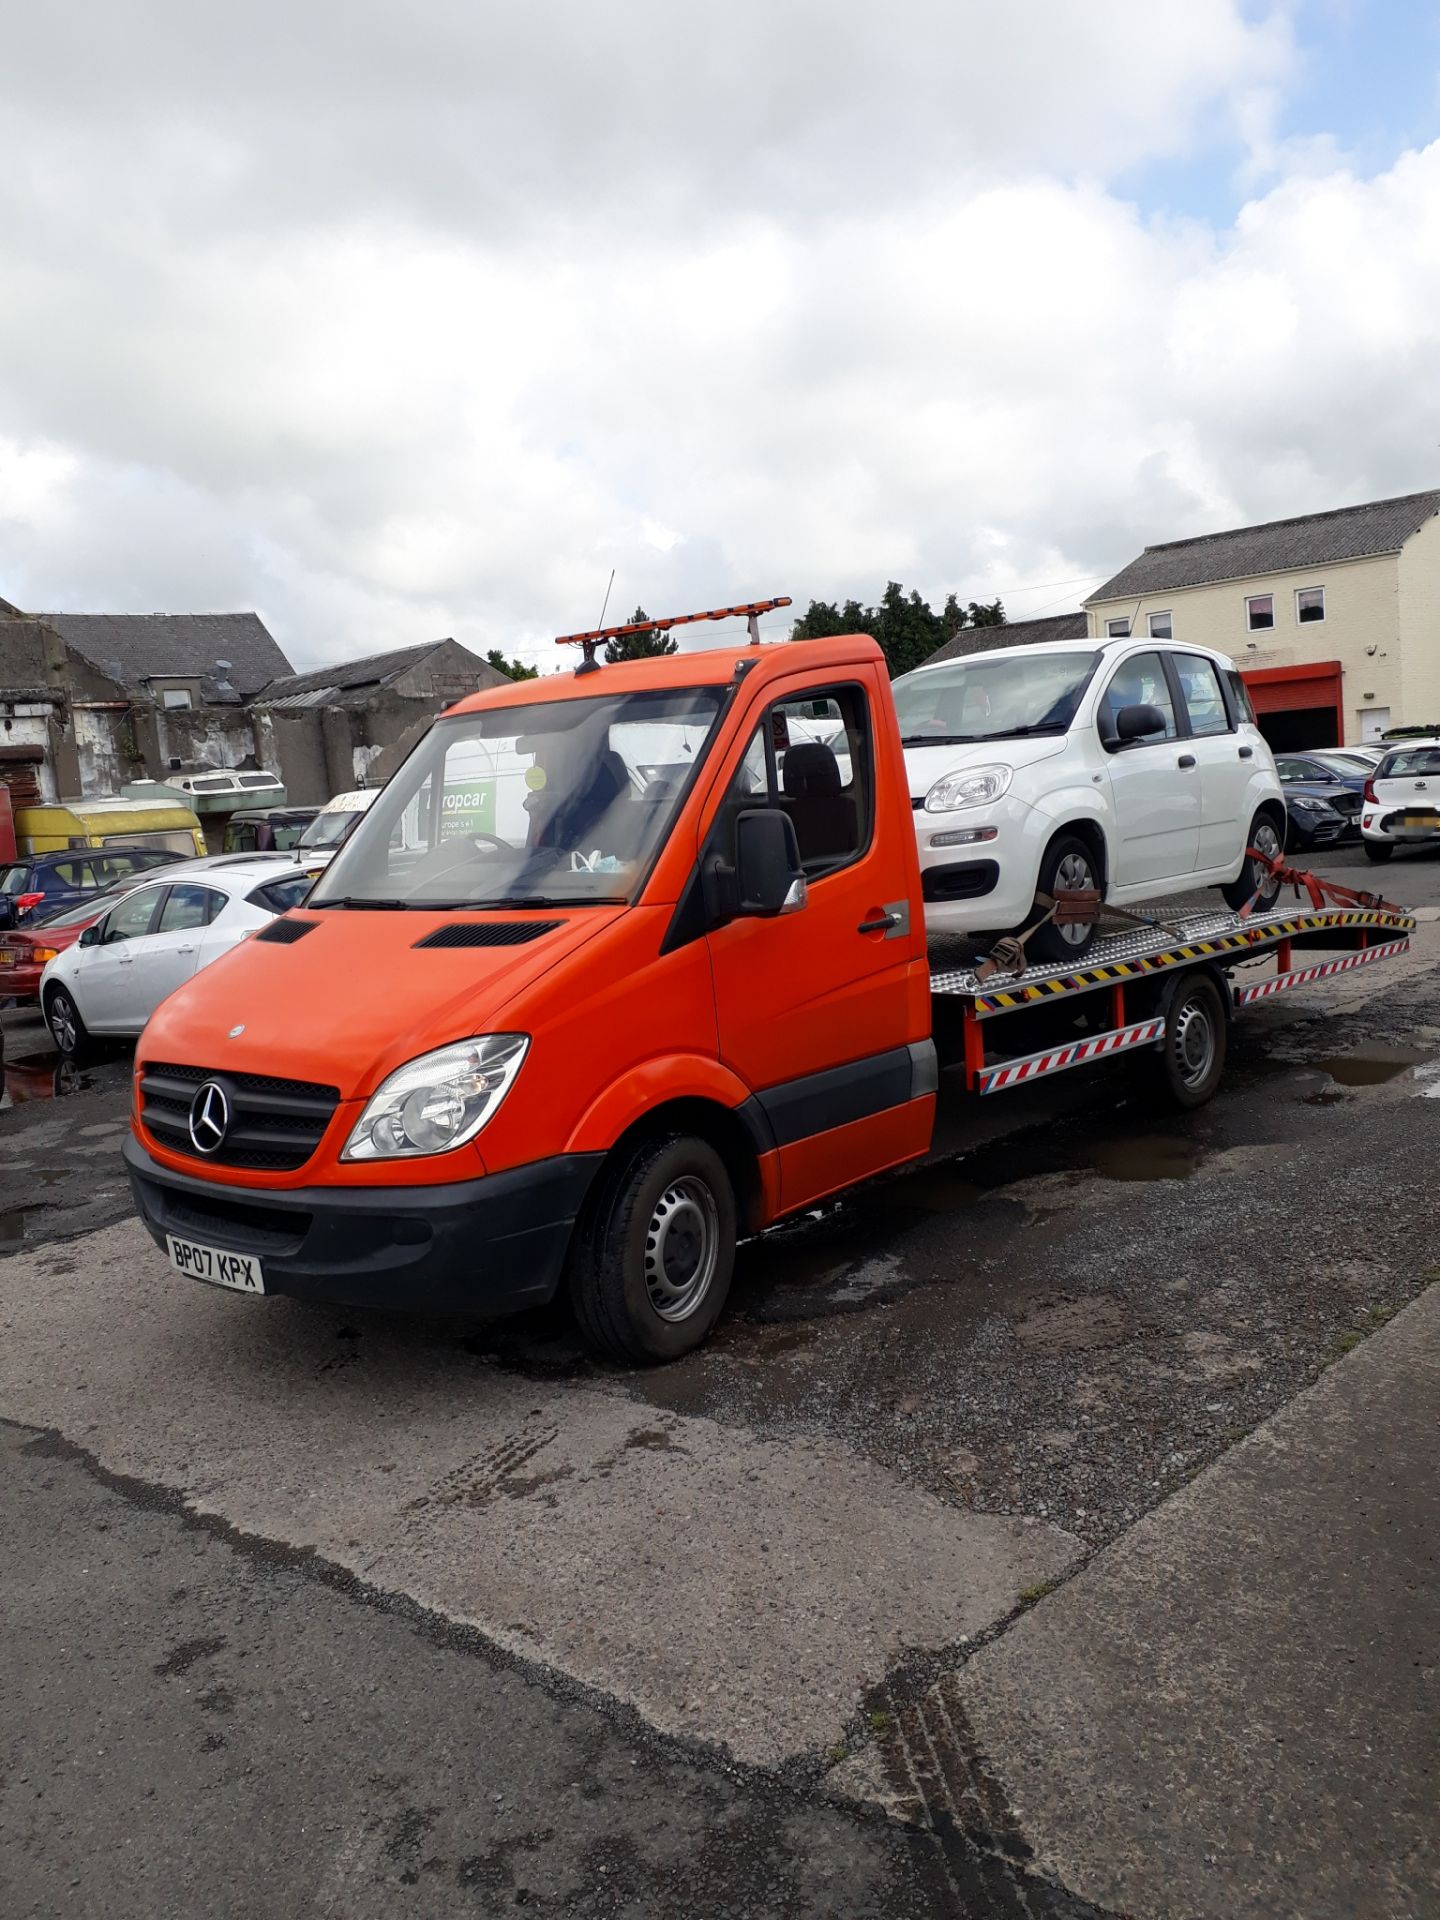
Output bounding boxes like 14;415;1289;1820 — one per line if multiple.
603;606;679;664
484;648;539;681
792;583;1006;678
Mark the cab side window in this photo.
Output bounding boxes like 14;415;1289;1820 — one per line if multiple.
715;685;874;876
1173;654;1232;737
1098;652;1178;747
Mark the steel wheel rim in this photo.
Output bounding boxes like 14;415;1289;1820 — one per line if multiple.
1054;850;1096;947
1251;820;1282;894
49;993;77;1054
644;1175;720;1323
1172;996;1216;1087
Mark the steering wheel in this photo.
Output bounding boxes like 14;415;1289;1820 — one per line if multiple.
469;833;510;855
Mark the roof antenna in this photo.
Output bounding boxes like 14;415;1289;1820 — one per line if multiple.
569;569;616;676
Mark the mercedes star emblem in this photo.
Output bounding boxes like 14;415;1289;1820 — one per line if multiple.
188;1081;231;1155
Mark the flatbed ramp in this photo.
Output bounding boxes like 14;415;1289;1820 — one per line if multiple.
929;903;1415;1097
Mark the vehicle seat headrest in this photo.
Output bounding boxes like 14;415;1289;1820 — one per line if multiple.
782;742;842;797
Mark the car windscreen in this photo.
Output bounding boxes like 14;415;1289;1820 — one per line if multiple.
247;873;314;914
32;881;135;928
892;651;1100;745
1377;746;1440;778
307;685;727;911
298;809;360;849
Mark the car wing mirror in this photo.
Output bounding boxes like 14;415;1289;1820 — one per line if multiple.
1115;703;1167;743
733;809;806;917
79;922;101;948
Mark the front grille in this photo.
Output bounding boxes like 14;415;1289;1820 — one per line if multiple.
412;920;562;948
140;1061;341;1172
160;1192;311;1254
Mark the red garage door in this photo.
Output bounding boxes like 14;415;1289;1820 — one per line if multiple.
1240;660;1343;751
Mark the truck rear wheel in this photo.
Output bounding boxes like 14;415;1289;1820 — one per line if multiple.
569;1133;737;1365
1148;970;1227;1111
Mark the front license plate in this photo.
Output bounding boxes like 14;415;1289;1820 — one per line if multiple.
166;1234;265;1293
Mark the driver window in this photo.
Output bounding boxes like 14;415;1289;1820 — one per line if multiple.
1098;651;1178;746
103;888;163;943
714;686;873;876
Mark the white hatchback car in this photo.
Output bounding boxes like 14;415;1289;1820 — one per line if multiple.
894;636;1286;959
40;859;315;1058
1359;737;1440;862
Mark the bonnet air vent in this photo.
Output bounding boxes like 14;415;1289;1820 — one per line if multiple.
255;918;320;945
412;921;564;949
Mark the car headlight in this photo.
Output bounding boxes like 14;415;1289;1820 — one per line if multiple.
342;1035;529;1161
1290;797;1328;814
924;764;1013;813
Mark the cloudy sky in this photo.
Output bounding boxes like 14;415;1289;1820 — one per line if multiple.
3;0;1439;671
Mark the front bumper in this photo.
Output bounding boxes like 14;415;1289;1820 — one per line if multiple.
915;796;1045;933
123;1135;603;1315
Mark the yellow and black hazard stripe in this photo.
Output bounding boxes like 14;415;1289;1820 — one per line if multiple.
972;907;1415;1014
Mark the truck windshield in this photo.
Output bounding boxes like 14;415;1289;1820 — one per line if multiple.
892;650;1099;745
307;684;726;910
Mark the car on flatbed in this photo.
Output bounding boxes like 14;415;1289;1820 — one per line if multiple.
1361;738;1440;862
892;635;1286;959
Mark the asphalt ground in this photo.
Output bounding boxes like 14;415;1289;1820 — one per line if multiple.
3;841;1438;1918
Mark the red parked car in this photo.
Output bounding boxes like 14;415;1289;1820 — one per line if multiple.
0;883;135;1004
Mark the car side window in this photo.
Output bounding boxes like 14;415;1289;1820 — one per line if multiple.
102;888;164;943
1274;758;1307;782
49;858;95;891
157;883;224;933
248;873;313;914
1173;655;1232;737
716;685;874;877
1098;652;1178;746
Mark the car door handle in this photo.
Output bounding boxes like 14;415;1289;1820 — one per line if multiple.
176;944;195;955
1238;746;1253;759
1177;754;1197;769
858;911;902;934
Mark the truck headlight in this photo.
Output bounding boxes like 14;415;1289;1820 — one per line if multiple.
342;1035;529;1161
924;764;1013;812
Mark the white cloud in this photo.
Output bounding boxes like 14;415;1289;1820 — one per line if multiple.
2;2;1436;672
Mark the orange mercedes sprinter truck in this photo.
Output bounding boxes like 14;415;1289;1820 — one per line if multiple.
121;604;1414;1361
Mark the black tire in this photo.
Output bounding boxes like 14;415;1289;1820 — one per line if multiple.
1364;839;1394;864
1149;970;1227;1111
569;1133;737;1365
1220;810;1285;911
1023;833;1102;964
44;984;92;1062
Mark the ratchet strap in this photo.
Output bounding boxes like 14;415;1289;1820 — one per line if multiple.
974;889;1181;983
1236;846;1404;919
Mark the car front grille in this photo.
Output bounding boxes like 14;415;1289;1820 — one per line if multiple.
140;1061;341;1172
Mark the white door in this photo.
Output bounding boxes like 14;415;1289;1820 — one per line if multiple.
127;881;228;1028
1171;652;1251;871
76;884;168;1029
1097;650;1200;888
1360;707;1390;743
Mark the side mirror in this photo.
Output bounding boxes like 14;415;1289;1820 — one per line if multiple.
734;809;807;917
79;922;102;948
1115;703;1167;743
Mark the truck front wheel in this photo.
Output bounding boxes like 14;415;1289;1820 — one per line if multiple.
569;1133;737;1365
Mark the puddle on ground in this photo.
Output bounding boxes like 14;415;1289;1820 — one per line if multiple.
1083;1134;1204;1182
1308;1044;1430;1087
0;1054;89;1109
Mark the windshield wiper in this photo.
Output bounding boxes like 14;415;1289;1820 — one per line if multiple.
310;896;411;910
969;723;1070;740
900;733;978;747
476;894;628;909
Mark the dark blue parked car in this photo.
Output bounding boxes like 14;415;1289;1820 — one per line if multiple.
1273;754;1363;840
0;847;184;931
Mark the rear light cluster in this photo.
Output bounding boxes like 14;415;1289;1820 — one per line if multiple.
1363;777;1377;804
16;893;44;916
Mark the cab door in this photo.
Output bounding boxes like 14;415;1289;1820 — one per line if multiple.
702;669;933;1214
1097;649;1201;890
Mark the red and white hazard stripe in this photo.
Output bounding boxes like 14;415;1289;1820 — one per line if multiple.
1233;938;1409;1005
977;1017;1166;1095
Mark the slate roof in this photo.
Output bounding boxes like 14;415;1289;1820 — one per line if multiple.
256;640;505;711
923;610;1088;667
40;612;293;700
1090;491;1440;604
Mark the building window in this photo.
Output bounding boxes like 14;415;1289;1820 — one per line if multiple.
1105;617;1131;637
1147;610;1173;639
161;689;193;710
1296;586;1325;624
1246;594;1274;631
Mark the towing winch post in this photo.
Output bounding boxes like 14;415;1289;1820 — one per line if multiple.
555;597;794;674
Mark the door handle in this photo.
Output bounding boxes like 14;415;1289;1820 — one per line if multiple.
858;911;902;935
1238;746;1253;759
1177;754;1197;769
177;945;195;955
